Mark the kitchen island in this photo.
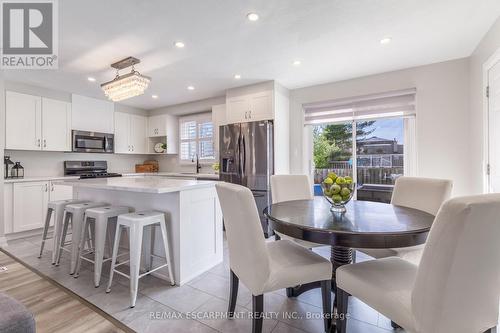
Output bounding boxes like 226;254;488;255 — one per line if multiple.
60;176;223;285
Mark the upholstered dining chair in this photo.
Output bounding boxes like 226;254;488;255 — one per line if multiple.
216;182;333;333
270;174;324;248
359;176;452;264
336;194;500;333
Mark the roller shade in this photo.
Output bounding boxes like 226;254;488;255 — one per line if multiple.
304;88;416;125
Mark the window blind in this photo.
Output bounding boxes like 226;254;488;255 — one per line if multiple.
179;113;215;161
303;88;416;125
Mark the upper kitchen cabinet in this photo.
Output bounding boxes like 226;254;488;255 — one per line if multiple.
226;81;290;174
5;91;71;151
114;112;148;154
147;114;178;154
225;82;275;123
211;104;227;127
71;94;114;134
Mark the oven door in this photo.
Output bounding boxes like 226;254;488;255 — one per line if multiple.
72;130;114;153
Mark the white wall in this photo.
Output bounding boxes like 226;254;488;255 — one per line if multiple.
289;58;471;196
469;16;500;194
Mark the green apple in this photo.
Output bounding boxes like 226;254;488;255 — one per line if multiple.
345;176;352;182
345;179;352;184
324;189;332;197
327;172;337;181
335;177;346;185
340;187;351;197
332;194;342;203
331;184;341;194
323;177;334;185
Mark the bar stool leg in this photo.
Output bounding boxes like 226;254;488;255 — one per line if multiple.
55;212;71;266
70;211;85;275
106;224;123;293
129;224;143;308
93;216;108;287
159;219;175;286
74;216;91;278
52;208;66;264
38;208;53;258
143;226;152;272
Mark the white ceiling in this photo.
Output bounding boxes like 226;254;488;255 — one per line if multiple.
4;0;500;110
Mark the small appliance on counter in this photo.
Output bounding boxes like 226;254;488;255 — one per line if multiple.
64;161;122;179
135;160;159;173
4;156;14;179
11;162;24;178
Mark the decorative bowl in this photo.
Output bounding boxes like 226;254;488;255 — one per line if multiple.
321;173;355;213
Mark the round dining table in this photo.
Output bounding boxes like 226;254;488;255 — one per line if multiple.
263;196;435;297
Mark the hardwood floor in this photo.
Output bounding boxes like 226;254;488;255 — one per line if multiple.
0;250;131;333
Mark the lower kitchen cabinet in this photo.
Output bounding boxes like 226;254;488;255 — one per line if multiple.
4;180;73;234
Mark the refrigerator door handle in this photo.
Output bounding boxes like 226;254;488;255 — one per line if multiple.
242;134;246;176
237;132;242;177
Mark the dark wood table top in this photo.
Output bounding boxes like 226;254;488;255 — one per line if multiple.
264;197;435;249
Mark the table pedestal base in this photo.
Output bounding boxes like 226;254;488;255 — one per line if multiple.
286;246;353;298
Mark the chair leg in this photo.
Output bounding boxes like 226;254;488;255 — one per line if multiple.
106;225;123;294
336;288;349;333
70;211;85;275
52;208;66;264
158;220;175;286
228;270;239;318
74;216;91;278
129;224;143;308
38;208;53;258
55;212;71;266
320;280;332;333
252;294;264;333
93;217;108;287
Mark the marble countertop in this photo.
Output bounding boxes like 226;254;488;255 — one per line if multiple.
58;176;217;194
3;172;220;184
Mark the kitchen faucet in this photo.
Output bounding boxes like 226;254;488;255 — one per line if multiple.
192;154;202;174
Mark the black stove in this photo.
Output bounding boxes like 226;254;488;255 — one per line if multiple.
64;161;122;180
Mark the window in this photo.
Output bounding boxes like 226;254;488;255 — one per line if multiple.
306;89;416;203
179;113;215;162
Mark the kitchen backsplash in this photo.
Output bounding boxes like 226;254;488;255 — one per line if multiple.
4;150;214;177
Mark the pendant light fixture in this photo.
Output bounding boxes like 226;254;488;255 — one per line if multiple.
101;56;151;102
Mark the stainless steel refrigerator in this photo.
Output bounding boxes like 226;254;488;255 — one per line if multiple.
219;120;274;236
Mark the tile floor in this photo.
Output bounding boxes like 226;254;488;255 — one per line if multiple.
3;234;403;333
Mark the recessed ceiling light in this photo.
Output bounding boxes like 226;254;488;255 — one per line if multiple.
187;85;195;90
87;77;96;82
247;12;259;21
380;37;392;45
174;41;185;48
152;94;158;99
234;74;241;79
292;60;301;66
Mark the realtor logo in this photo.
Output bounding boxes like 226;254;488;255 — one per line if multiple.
1;0;58;69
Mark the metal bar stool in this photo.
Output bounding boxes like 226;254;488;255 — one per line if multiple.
38;199;87;264
74;206;131;287
55;202;107;273
106;211;175;307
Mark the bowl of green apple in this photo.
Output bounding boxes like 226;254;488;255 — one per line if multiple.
322;172;355;213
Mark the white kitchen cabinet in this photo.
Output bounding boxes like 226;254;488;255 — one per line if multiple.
5;91;42;150
49;181;73;201
212;104;227;127
226;90;273;123
114;112;148;154
13;181;49;233
41;98;72;151
5;91;71;152
4;183;13;234
72;94;114;134
147;114;178;154
130;114;148;153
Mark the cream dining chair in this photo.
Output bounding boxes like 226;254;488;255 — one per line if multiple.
216;182;333;333
270;175;324;249
336;194;500;333
359;176;452;264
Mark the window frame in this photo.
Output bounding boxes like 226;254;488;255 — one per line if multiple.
178;112;215;164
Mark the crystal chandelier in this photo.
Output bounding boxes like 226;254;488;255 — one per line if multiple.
101;57;151;102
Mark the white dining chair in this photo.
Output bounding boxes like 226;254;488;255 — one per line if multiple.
336;194;500;333
270;175;324;249
359;176;452;264
216;182;333;333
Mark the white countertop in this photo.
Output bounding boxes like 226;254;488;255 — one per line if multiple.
58;176;217;194
3;172;220;183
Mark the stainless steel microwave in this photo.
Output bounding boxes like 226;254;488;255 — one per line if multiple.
72;130;114;153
